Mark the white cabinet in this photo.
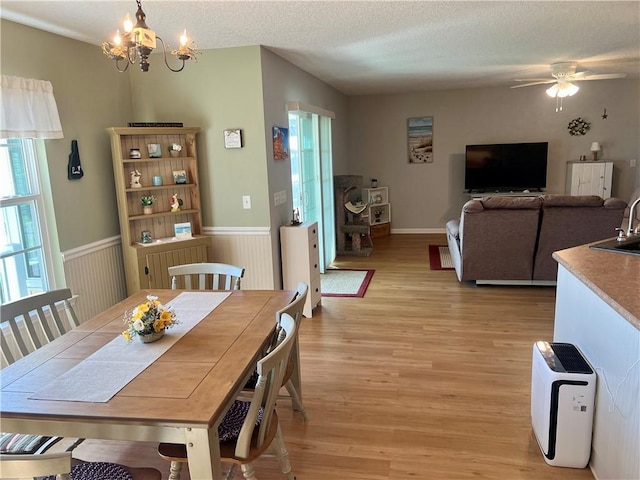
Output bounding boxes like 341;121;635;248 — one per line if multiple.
362;187;392;226
566;161;613;198
280;221;321;318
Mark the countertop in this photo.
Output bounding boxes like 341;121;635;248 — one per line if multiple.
553;242;640;330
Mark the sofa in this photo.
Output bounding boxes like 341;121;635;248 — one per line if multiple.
446;194;627;285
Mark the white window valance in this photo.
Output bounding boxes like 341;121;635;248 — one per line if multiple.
0;75;64;139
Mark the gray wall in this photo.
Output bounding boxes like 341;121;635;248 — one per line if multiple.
348;79;640;230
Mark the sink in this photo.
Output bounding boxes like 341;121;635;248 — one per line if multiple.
589;236;640;256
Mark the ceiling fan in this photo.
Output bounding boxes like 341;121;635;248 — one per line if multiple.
511;62;627;111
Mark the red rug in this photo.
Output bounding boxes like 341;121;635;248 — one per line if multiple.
429;245;454;270
320;269;375;297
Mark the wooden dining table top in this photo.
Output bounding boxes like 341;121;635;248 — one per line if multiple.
1;289;294;431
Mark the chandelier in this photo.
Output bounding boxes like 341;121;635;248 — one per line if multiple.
101;0;198;73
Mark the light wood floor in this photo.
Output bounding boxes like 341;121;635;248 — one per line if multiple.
74;234;594;479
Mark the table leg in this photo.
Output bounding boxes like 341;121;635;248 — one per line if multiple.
185;427;222;480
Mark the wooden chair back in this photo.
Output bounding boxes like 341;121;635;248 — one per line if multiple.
1;288;80;366
235;313;297;458
168;262;245;291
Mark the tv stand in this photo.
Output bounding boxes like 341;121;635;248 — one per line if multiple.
467;189;544;199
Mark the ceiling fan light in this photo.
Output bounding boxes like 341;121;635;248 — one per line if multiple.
566;83;579;96
546;84;559;97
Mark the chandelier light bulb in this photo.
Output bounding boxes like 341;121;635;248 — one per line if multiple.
123;14;133;33
113;30;122;45
180;29;188;47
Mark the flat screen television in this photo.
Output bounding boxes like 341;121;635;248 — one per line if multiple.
464;142;548;192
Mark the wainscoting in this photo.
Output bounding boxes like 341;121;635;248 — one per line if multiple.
61;236;127;323
205;227;275;290
61;228;276;322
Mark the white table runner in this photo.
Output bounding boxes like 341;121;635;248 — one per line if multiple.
29;291;231;403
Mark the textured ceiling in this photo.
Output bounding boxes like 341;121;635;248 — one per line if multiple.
2;1;639;95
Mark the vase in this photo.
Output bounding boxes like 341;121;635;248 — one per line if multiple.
143;205;153;215
170;150;179;158
138;330;164;343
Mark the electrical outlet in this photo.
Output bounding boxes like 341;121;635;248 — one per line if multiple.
242;195;251;209
631;159;637;168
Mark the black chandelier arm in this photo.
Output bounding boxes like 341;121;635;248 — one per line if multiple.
156;36;186;73
115;57;131;73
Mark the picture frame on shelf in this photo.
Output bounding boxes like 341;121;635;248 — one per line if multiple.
174;222;192;240
407;116;433;164
224;129;243;149
147;143;162;158
172;170;187;184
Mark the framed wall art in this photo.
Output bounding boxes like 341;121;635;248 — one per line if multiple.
407;116;433;163
272;126;289;161
224;129;243;148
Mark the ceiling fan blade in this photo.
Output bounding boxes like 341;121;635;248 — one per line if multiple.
513;78;554;83
575;73;628;81
511;80;556;88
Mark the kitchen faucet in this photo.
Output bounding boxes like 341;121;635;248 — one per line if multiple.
625;196;640;237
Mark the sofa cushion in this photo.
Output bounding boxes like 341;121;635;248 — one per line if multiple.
541;194;603;207
480;195;542;210
533;196;626;280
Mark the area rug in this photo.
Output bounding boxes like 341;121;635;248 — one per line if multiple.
428;245;454;270
320;269;375;297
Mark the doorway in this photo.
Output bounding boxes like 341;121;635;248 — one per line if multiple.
287;103;335;273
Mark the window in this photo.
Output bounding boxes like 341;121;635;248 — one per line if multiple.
0;138;51;303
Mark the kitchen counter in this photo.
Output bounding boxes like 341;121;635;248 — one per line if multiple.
552;241;639;480
553;241;640;330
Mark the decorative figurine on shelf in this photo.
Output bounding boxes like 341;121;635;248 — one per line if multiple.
130;169;142;188
291;208;301;226
170;194;183;212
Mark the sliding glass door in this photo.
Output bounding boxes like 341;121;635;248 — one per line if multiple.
288;107;335;272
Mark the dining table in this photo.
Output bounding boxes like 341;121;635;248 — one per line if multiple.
0;288;294;480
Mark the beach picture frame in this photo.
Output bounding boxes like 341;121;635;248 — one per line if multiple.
407;117;433;163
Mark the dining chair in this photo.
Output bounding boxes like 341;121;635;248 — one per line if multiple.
0;451;162;480
169;262;245;290
274;282;309;422
241;282;309;422
1;288;80;366
158;313;299;480
1;289;85;456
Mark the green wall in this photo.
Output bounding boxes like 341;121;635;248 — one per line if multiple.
128;45;271;228
1;20;132;251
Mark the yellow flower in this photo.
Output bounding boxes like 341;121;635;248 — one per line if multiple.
160;310;173;322
139;302;150;313
122;330;131;342
153;319;164;332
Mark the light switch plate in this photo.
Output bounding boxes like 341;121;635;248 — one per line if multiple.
242;195;251;209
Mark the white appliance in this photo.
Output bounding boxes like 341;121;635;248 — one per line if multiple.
531;341;596;468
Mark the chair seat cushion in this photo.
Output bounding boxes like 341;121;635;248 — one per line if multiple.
219;400;264;442
42;461;134;480
0;432;62;454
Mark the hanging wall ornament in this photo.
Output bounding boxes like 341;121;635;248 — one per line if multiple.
67;139;84;180
567;117;590;136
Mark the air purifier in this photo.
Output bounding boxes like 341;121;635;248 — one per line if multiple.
531;341;596;468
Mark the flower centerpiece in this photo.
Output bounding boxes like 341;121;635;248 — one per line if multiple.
140;195;155;215
122;295;178;343
168;143;182;157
